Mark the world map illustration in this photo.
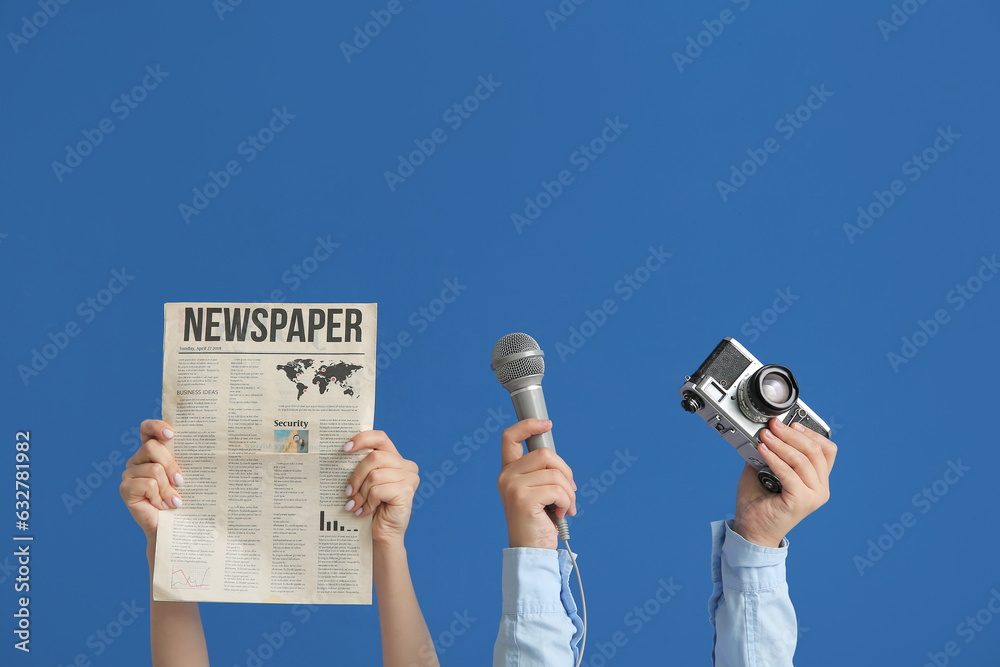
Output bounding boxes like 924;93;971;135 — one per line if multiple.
275;359;363;400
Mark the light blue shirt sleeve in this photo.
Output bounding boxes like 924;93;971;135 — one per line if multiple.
493;547;584;667
709;519;797;667
493;521;795;666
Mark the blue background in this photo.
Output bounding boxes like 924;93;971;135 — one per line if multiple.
3;0;999;665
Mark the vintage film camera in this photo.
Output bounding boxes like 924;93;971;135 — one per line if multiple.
679;338;830;493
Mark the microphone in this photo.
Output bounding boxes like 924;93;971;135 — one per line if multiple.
491;333;571;542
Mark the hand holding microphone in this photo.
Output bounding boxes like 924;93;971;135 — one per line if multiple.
492;333;588;666
497;419;577;549
491;333;575;545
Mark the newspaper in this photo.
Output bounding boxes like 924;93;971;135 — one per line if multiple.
152;302;376;605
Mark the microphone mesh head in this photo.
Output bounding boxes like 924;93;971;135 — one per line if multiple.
491;333;545;386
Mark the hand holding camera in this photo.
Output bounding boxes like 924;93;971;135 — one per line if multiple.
680;337;838;546
733;416;837;547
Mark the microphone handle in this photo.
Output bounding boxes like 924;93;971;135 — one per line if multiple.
510;385;571;541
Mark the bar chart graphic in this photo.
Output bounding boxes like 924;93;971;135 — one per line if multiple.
319;510;359;533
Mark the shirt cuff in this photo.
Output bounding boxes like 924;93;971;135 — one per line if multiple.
710;520;789;592
500;548;569;615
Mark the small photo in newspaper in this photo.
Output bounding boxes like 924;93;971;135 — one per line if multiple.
275;429;309;453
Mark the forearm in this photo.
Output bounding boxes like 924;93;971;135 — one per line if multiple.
493;548;582;666
709;521;796;667
373;541;438;667
146;542;210;667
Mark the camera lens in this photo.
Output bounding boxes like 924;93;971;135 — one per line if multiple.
761;376;791;404
737;365;798;423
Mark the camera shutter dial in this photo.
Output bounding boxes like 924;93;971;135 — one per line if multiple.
757;469;783;493
680;392;703;413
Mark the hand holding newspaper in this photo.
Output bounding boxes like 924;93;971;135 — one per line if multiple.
153;302;377;604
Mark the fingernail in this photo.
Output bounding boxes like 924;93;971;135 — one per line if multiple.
161;501;169;510
343;441;354;452
171;496;183;508
772;419;784;430
163;428;174;439
345;484;353;497
174;473;184;487
572;481;578;491
354;507;364;517
792;423;806;432
571;504;578;515
760;429;773;440
344;499;355;512
758;442;769;453
541;420;552;427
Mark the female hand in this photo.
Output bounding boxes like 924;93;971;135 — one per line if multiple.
343;431;420;548
120;420;184;543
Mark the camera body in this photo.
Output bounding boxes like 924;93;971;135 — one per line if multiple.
679;337;830;493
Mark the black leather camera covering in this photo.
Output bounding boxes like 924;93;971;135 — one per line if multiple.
781;406;830;438
692;339;752;388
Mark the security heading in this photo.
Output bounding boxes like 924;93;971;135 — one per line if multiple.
183;307;364;343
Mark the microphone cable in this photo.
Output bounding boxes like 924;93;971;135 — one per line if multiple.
562;536;587;667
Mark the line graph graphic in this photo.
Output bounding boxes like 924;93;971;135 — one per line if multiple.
171;565;211;589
